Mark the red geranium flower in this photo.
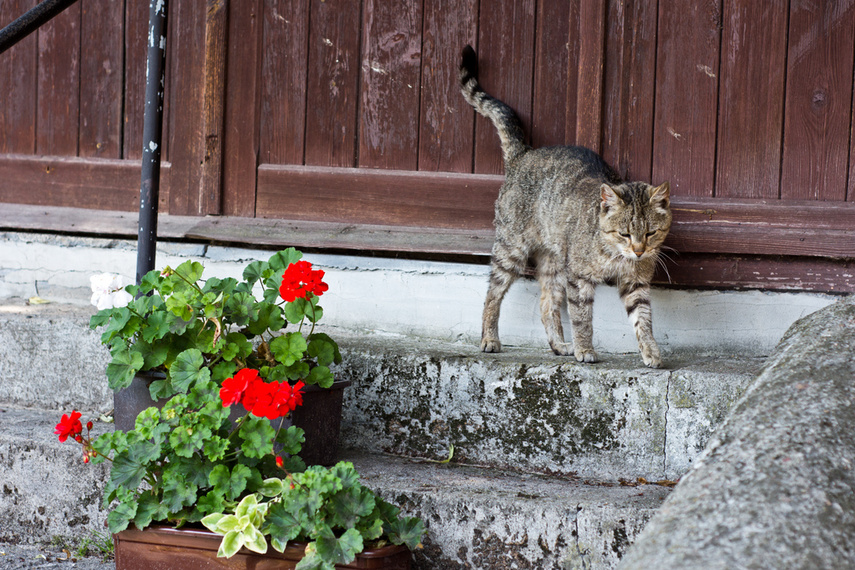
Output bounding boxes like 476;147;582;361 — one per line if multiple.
279;261;329;303
55;410;83;443
220;368;260;407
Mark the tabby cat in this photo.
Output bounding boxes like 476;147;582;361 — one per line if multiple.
459;45;671;368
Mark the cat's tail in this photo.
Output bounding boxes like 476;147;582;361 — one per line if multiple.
459;45;528;165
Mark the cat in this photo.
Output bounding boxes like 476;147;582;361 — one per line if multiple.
459;45;672;368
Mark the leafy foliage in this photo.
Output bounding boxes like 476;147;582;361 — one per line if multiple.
203;462;425;570
66;249;424;568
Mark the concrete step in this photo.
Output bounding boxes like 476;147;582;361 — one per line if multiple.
334;330;763;481
0;406;670;569
0;302;764;482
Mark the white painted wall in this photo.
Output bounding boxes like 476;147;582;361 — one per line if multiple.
0;232;838;356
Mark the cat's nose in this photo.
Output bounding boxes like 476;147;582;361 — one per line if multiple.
632;248;645;258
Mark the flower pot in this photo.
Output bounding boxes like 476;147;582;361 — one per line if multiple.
114;526;412;570
115;372;351;465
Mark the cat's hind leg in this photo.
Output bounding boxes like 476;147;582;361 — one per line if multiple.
567;278;599;363
481;247;524;353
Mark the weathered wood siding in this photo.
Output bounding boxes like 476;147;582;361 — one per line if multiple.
1;0;854;291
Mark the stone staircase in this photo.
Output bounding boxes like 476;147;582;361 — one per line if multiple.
0;299;764;569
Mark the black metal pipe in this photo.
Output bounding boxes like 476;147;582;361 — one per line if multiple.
0;0;80;55
135;0;169;285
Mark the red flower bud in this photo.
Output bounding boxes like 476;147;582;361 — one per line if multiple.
86;421;93;431
83;454;90;464
275;455;284;468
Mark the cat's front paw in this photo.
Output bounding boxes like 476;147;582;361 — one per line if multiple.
574;347;599;363
640;346;663;368
481;337;502;353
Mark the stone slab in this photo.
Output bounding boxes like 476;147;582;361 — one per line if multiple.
619;295;855;569
336;330;763;480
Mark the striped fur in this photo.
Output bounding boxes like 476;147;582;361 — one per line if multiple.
460;45;672;368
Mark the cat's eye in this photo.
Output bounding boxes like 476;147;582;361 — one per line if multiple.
645;230;657;237
619;233;630;238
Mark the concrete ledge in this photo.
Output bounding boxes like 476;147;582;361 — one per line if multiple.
337;331;763;480
349;451;670;569
619;295;855;569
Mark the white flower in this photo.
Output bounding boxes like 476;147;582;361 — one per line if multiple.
90;273;133;310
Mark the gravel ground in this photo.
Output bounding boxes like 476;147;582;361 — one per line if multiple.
0;544;113;570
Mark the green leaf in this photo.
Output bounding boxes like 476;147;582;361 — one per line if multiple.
242;260;267;285
210;464;252;501
219;530;245;559
140;312;171;343
330;486;375;528
247;304;286;335
100;307;133;343
105;349;144;391
169;422;212;458
136;339;169;370
170;349;211;393
275;426;305;456
269;333;307;367
384;516;426;549
258;478;285;497
172;260;205;291
197;491;227;516
305;365;334;389
267;248;302;272
161;472;199;513
283;297;310;325
106;488;138;534
201;513;227;533
315;527;363;566
109;441;159;490
307;334;341;367
133;492;167;529
265;501;307;552
239;416;276;458
222;332;253;362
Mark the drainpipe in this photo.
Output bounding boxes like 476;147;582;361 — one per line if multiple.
0;0;79;54
136;0;169;285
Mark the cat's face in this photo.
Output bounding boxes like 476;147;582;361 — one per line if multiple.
599;182;671;261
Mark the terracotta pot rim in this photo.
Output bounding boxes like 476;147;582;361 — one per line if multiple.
117;524;409;558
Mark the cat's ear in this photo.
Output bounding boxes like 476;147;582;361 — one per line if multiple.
648;182;670;212
600;184;621;212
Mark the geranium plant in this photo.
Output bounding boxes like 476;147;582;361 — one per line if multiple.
56;249;424;569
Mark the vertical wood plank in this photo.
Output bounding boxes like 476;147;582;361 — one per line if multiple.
652;0;721;197
781;0;855;201
531;0;579;149
0;0;37;154
124;0;152;161
36;2;81;156
358;0;424;170
575;0;606;154
602;0;657;182
473;0;537;174
417;0;478;172
199;0;229;215
79;0;124;159
167;0;206;215
259;0;309;165
303;0;361;168
222;0;263;216
715;0;788;199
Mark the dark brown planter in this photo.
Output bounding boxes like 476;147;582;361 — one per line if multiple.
114;372;350;465
114;526;411;570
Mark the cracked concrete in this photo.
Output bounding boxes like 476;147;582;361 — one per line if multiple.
335;329;763;480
